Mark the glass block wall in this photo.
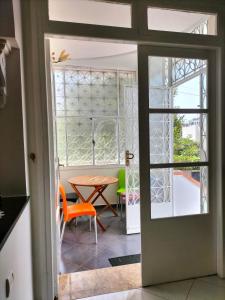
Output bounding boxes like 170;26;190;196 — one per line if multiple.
53;67;136;166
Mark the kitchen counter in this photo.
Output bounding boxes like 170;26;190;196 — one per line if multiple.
0;196;29;251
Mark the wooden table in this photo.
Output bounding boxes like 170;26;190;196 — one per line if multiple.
68;175;118;231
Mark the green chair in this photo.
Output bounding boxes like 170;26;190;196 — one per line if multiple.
116;169;126;218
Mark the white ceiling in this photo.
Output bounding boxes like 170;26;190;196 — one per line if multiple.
50;39;137;70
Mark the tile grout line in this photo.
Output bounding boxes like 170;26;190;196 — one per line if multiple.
185;279;195;300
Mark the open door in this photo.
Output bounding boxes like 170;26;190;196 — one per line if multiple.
124;85;140;234
45;38;61;297
138;45;217;285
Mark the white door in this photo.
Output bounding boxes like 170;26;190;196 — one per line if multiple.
45;39;61;296
138;45;217;285
124;85;140;234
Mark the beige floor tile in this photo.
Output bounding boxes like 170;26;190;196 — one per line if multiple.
188;279;225;300
59;274;71;296
145;279;194;300
60;264;141;300
81;288;164;300
198;275;225;288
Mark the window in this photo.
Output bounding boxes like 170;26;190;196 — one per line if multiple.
49;0;132;28
148;7;217;35
149;56;208;218
54;67;136;166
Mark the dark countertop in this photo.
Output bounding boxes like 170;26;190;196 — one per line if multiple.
0;196;29;251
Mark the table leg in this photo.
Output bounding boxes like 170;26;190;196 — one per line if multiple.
70;184;107;231
91;185;118;217
98;189;118;217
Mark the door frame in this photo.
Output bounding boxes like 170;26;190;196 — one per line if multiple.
21;1;225;299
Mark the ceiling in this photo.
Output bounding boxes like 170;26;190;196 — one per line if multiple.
50;39;137;70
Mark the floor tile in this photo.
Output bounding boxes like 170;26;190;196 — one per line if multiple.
60;210;141;274
198;275;225;288
146;279;194;300
80;289;165;300
188;279;225;300
59;264;141;300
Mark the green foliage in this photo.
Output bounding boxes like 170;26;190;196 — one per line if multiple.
173;115;200;163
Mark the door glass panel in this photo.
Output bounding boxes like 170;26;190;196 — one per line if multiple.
148;53;209;219
148;7;217;35
150;166;208;219
150;113;208;164
149;56;207;109
49;0;132;28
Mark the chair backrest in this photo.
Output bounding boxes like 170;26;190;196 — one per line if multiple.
118;168;126;189
59;183;68;217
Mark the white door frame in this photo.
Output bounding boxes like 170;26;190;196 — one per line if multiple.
21;1;225;299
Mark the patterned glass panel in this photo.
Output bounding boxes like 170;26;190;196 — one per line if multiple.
119;118;125;165
56;117;66;165
151;167;208;219
94;119;118;165
66;117;93;165
54;67;136;166
54;70;64;84
55;97;65;116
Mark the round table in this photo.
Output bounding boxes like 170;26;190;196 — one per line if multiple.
68;175;118;231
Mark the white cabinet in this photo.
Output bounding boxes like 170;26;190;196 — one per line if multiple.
0;203;33;300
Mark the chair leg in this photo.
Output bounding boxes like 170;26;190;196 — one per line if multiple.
89;216;92;232
120;196;123;220
94;216;97;244
116;194;120;211
60;211;64;225
60;221;66;244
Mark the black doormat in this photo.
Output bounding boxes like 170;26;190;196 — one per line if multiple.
109;254;141;267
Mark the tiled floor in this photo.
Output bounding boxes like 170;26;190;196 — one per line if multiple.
78;275;225;300
59;263;141;299
60;210;141;273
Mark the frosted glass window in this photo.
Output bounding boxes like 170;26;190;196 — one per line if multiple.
54;67;136;166
49;0;132;28
94;119;118;165
148;8;217;35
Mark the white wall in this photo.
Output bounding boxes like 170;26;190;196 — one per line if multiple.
60;165;121;205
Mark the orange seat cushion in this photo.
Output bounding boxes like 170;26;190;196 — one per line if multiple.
65;202;96;221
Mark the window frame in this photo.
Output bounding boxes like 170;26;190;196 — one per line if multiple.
138;45;216;221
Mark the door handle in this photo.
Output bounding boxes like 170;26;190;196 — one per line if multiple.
125;150;134;167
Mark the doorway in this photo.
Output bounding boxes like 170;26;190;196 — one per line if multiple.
48;37;142;299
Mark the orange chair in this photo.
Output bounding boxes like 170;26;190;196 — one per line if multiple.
59;183;97;243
